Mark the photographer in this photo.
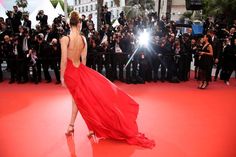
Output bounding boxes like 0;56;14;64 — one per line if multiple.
122;32;134;83
86;14;94;30
36;10;48;30
110;32;126;82
81;14;87;34
222;38;236;85
0;39;3;82
87;25;98;70
0;22;12;43
118;11;127;26
5;11;14;33
178;33;192;82
44;26;52;42
152;36;166;82
162;35;176;82
12;6;22;33
191;38;202;79
17;27;31;83
101;5;111;25
2;35;14;83
36;33;51;83
23;14;31;31
49;38;61;84
27;48;38;84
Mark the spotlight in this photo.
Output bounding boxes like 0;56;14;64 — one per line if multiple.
138;29;150;47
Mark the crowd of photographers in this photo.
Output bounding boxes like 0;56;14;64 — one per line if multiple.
0;5;236;85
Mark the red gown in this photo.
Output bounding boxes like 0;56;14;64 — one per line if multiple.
64;58;155;149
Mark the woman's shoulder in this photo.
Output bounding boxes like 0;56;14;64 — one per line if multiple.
60;35;70;41
60;35;70;46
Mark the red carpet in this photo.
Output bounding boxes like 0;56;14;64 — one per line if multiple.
0;79;236;157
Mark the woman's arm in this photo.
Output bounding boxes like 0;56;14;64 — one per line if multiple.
81;36;87;65
200;44;214;56
60;36;69;86
206;44;213;56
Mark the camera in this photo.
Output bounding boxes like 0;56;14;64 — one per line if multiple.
38;10;44;16
5;11;13;18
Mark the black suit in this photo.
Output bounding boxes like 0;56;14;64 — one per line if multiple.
212;36;223;80
37;41;51;82
0;43;3;82
49;44;61;82
152;43;166;82
18;35;34;82
3;42;15;82
36;14;48;29
23;19;31;30
102;12;111;25
110;38;126;81
12;11;22;33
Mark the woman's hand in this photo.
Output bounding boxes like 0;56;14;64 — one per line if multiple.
199;52;205;55
61;78;66;87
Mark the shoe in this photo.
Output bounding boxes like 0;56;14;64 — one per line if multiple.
22;80;28;84
198;81;204;89
9;80;15;84
55;81;61;84
225;81;230;86
46;80;52;83
17;80;23;84
201;82;208;89
65;124;74;136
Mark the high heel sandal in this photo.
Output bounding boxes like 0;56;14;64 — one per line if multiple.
87;131;99;143
201;82;208;89
198;81;203;89
65;124;74;136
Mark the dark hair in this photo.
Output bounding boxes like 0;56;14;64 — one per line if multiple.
69;11;81;26
205;34;212;44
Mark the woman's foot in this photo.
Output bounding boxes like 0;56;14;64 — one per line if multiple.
198;81;204;89
65;124;74;136
225;81;230;86
201;81;208;89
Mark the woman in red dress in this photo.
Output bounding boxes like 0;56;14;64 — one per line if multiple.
60;11;155;149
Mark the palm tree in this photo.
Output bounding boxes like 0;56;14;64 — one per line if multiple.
97;0;120;30
123;0;155;19
203;0;236;22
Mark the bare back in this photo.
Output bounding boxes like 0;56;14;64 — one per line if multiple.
67;34;86;67
60;32;87;83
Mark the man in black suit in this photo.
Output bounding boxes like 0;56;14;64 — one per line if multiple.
17;28;32;83
12;6;22;33
110;33;126;81
49;38;61;84
101;6;111;25
207;30;222;81
2;35;14;83
36;10;48;30
36;33;51;83
0;41;3;82
23;15;31;31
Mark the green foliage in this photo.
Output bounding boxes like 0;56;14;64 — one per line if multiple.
16;0;28;8
50;0;73;13
124;0;155;19
180;11;193;22
202;0;236;21
50;0;58;8
126;0;155;10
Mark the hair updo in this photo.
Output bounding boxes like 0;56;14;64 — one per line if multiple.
69;11;81;26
